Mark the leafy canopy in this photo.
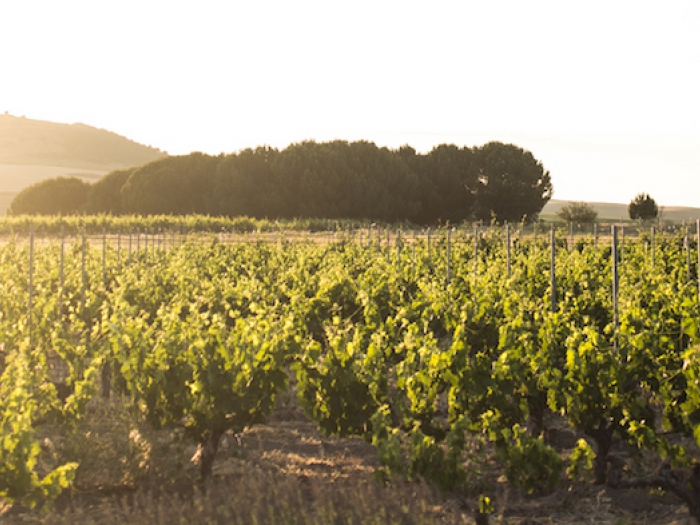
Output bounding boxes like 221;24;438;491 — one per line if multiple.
628;193;658;221
556;202;598;224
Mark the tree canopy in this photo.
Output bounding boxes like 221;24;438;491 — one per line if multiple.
9;177;91;216
9;140;553;224
628;193;659;221
556;202;598;224
473;142;552;224
84;168;136;214
121;153;220;216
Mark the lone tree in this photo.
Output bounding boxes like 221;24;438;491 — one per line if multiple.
628;193;658;221
556;201;598;224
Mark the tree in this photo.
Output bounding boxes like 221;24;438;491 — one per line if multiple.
121;153;219;215
411;144;478;224
473;142;552;224
269;140;420;222
628;193;658;221
556;202;598;224
9;176;90;215
83;168;136;214
213;146;281;218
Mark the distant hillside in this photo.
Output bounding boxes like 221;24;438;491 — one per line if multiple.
542;199;700;223
0;113;167;214
0;113;165;170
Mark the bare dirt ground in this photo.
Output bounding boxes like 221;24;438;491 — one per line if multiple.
219;419;691;524
226;398;693;525
0;388;695;524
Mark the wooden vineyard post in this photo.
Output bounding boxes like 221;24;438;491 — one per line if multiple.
397;230;403;270
594;223;598;252
28;223;34;345
446;228;452;285
550;226;557;313
81;228;87;312
612;225;619;350
534;222;538;246
102;228;107;287
506;224;511;279
59;224;65;317
651;226;655;270
411;231;416;266
473;224;478;288
386;229;391;261
620;225;625;261
427;227;432;261
569;221;574;250
686;227;691;284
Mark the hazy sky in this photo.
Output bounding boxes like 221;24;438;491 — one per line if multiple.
1;1;698;207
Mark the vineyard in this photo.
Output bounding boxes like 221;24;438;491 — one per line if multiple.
1;221;700;523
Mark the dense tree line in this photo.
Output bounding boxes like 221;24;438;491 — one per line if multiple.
9;140;552;224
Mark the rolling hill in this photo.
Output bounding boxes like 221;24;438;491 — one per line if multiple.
542;200;700;223
0;113;166;213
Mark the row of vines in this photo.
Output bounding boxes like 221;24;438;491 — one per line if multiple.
1;227;700;518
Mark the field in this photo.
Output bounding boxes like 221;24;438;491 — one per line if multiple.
0;164;105;191
0;164;107;215
1;223;700;523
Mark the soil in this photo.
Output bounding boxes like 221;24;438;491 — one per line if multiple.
0;389;695;524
